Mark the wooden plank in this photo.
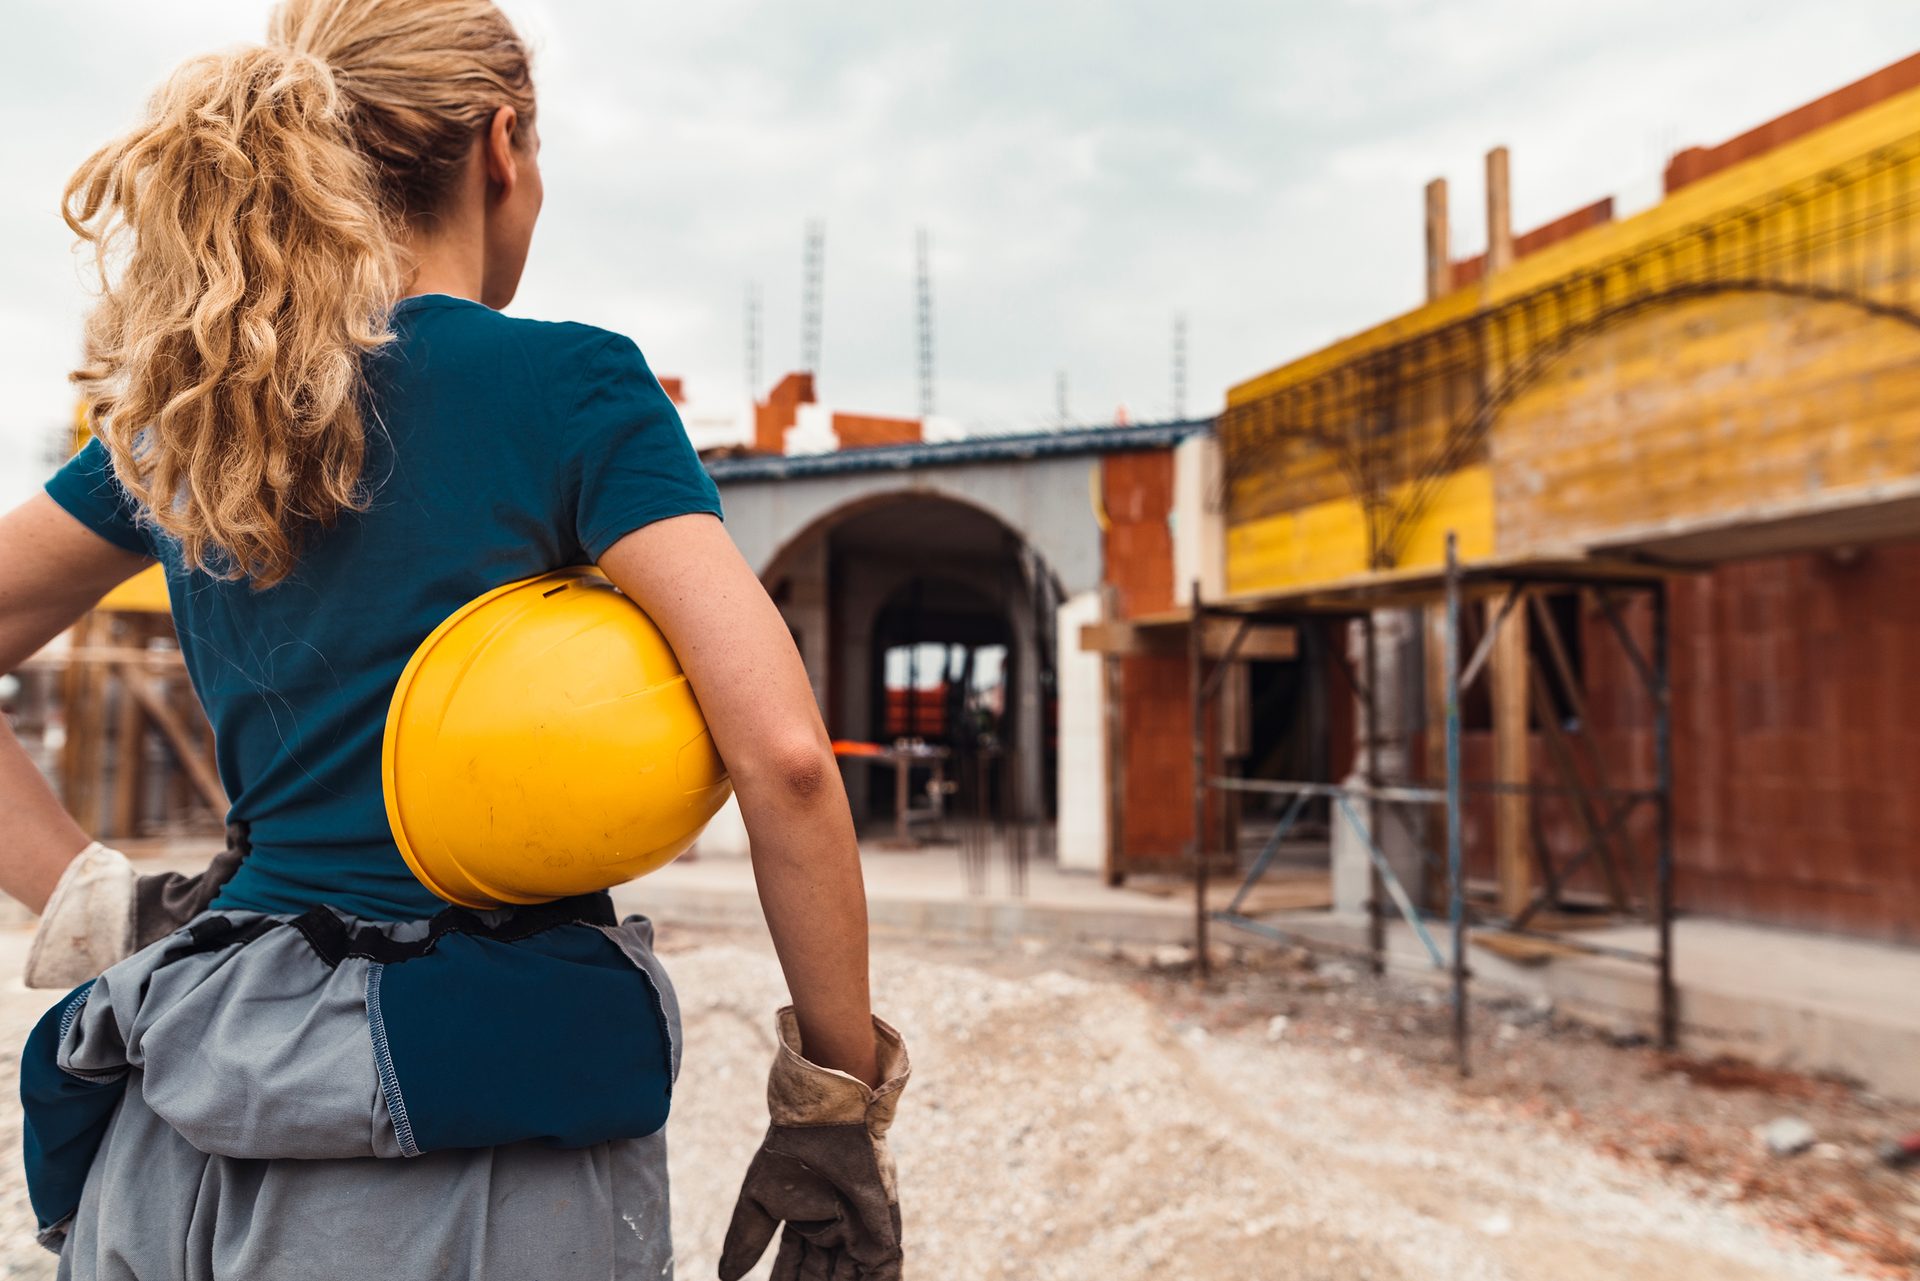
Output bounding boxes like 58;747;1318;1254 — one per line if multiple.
119;667;227;813
109;652;147;839
1080;618;1297;661
1528;592;1631;908
1491;592;1532;918
1472;932;1579;966
18;646;188;669
1526;657;1629;909
60;614;109;833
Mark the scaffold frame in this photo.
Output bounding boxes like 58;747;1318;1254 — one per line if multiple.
1187;535;1677;1076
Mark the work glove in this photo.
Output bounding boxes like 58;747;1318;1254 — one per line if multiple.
719;1007;911;1281
24;839;246;989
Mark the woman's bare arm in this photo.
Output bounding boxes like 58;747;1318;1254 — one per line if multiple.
0;495;154;911
599;514;879;1086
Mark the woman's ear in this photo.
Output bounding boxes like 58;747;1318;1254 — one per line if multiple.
484;105;520;198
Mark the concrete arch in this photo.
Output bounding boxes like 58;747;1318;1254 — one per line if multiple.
750;487;1066;829
717;460;1106;598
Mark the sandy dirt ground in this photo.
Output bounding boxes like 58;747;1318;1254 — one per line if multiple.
0;921;1911;1279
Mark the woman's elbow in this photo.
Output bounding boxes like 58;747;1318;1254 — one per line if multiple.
733;735;839;810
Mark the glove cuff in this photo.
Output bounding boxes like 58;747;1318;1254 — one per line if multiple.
25;842;138;990
768;1005;911;1132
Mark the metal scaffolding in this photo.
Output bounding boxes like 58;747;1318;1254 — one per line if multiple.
1188;537;1676;1076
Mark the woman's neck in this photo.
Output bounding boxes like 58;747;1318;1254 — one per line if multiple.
399;210;486;304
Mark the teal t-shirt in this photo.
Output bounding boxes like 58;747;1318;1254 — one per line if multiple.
43;294;722;920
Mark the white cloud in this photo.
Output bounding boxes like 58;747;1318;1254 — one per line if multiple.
4;0;1919;502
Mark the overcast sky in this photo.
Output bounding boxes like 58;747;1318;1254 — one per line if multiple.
5;1;1920;504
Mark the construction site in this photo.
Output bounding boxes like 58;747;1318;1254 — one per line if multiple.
6;41;1920;1281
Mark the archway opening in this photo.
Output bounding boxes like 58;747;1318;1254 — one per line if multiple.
760;492;1061;840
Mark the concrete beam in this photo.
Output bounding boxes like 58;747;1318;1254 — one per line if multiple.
1079;618;1297;661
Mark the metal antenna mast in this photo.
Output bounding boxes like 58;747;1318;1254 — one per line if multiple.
1172;312;1188;419
800;219;825;376
915;227;935;417
745;281;763;399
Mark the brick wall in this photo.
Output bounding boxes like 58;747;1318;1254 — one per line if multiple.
755;372;816;453
1451;198;1615;289
1666;52;1920;194
1104;452;1177;620
1102;450;1220;867
832;412;922;450
1665;544;1920;941
1447;542;1920;943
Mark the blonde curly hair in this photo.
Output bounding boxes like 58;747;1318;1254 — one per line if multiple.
64;0;536;587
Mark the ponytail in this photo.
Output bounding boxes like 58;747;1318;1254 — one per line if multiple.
64;0;534;588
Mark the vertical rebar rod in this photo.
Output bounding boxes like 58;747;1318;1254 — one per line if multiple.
1446;533;1470;1078
1190;581;1210;981
801;219;825;375
915;228;935;418
1653;581;1677;1051
744;281;763;399
1172;312;1188;420
1362;611;1384;976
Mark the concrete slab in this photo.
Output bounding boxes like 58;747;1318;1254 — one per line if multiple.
1245;909;1920;1103
620;845;1198;948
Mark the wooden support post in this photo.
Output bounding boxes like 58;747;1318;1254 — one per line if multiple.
1425;178;1452;302
60;614;108;833
1526;592;1631;908
1485;146;1514;276
1527;658;1628;908
109;627;150;840
1492;591;1533;919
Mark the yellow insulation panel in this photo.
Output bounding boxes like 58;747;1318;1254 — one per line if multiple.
1496;289;1920;555
1226;464;1494;596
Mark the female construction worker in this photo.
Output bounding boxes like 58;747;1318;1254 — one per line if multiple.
0;1;908;1278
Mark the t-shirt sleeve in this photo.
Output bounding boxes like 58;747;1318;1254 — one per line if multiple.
43;438;151;557
565;335;723;561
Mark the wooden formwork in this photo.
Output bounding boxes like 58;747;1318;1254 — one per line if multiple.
20;611;224;841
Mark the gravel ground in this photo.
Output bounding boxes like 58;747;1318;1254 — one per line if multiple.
0;922;1908;1279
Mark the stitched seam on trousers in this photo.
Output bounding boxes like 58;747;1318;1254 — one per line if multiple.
364;963;420;1157
54;981;123;1086
56;981;94;1043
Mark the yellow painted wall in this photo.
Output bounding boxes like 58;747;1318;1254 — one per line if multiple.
1226;464;1493;595
99;566;169;614
1495;290;1920;556
1221;75;1920;594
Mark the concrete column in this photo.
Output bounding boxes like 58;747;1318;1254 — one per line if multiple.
1425;178;1452;302
1008;592;1046;824
775;536;831;714
1171;436;1225;602
1331;610;1423;916
1485;146;1514;277
1054;590;1107;872
834;563;884;821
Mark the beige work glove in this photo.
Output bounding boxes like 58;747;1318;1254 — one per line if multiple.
24;840;246;989
719;1008;911;1281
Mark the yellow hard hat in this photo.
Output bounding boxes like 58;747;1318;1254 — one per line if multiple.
381;567;731;909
